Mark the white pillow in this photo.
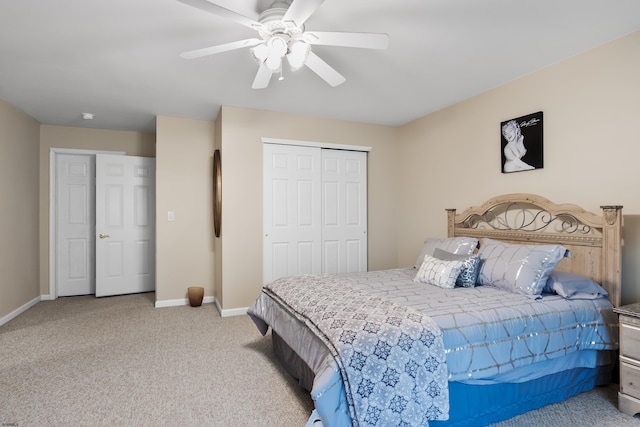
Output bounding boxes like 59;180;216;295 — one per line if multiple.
477;238;570;295
414;237;478;269
414;254;465;289
433;248;480;288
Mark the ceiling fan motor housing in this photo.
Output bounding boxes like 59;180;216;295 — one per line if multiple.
254;6;307;72
257;7;304;40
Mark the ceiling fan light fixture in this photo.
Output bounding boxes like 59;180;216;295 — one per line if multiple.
249;35;288;72
287;40;310;71
250;43;269;62
265;54;282;72
267;35;288;57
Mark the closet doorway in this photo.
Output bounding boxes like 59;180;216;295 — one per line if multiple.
263;139;369;284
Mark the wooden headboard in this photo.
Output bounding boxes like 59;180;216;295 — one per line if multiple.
446;194;623;307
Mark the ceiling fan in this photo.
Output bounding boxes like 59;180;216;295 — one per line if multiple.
177;0;389;89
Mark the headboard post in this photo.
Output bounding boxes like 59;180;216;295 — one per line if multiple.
446;209;456;238
601;205;623;307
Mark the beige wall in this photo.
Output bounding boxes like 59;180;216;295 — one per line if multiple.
39;125;156;296
213;112;222;306
3;30;640;318
155;116;215;302
217;106;399;310
0;98;40;319
397;30;640;304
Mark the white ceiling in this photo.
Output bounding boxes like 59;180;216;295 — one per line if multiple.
1;0;639;134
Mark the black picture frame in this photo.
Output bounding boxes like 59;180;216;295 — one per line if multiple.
500;111;543;173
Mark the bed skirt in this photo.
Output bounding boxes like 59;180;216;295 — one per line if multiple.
430;365;612;426
272;332;613;427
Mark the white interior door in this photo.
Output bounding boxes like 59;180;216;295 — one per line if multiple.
95;154;156;297
56;154;96;296
321;149;367;274
263;144;322;284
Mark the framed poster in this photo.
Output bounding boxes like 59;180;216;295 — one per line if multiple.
501;111;543;173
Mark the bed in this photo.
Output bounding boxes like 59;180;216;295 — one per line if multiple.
248;194;623;426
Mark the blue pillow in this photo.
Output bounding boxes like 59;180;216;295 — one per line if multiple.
543;270;608;299
433;248;480;288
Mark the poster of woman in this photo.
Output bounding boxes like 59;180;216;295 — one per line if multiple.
501;111;543;173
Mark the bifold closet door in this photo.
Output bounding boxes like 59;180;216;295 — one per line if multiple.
263;144;322;283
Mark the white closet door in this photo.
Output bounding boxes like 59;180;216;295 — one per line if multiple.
263;144;322;284
321;149;367;275
56;154;96;296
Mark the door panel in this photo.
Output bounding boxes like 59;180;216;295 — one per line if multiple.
346;239;363;273
321;149;367;274
263;144;322;284
56;154;95;296
96;154;155;297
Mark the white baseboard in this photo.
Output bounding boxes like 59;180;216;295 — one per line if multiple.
213;298;248;317
219;305;249;317
0;296;41;327
154;296;216;308
154;297;247;317
2;294;243;326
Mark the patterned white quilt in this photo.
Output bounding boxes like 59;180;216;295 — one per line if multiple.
262;275;449;426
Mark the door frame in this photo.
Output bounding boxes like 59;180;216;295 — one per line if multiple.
261;137;372;153
49;148;125;299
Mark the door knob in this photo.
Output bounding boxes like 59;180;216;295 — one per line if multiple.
99;233;110;239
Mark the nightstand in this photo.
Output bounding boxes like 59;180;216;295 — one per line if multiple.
614;303;640;417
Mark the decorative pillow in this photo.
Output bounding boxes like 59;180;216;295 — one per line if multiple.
414;237;479;269
433;248;480;288
543;270;608;299
477;238;570;295
414;254;465;289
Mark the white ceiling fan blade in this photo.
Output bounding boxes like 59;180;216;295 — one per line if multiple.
252;64;273;89
304;31;389;50
177;0;262;30
180;38;262;59
304;51;345;87
282;0;326;27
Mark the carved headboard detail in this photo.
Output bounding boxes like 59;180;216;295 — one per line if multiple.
446;194;623;307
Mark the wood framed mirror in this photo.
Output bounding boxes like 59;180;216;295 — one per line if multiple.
213;149;221;237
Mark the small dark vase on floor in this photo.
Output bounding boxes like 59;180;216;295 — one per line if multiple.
188;286;204;307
